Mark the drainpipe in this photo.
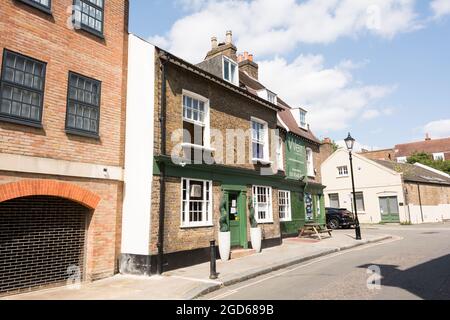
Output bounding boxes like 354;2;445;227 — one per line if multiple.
157;52;169;275
417;184;424;223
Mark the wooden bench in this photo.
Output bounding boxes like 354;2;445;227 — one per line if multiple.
299;223;333;240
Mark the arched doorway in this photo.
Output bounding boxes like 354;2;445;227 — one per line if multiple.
0;195;91;296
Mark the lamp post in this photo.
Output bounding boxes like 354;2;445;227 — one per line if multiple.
345;133;362;240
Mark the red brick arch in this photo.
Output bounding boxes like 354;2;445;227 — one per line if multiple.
0;180;101;210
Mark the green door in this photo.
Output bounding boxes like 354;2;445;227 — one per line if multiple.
228;192;240;247
226;190;248;248
379;196;400;222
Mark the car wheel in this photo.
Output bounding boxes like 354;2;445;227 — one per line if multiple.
328;219;340;229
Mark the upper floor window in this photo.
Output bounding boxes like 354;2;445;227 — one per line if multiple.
299;109;307;129
337;165;349;177
433;153;444;161
223;56;238;85
73;0;104;37
278;190;291;222
253;186;273;223
397;156;407;163
0;50;46;127
251;117;269;162
182;90;210;150
19;0;52;13
306;147;315;177
267;91;277;104
181;178;213;228
277;136;284;171
66;72;101;137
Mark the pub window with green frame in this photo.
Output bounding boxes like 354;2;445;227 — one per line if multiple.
66;72;101;137
73;0;104;36
0;50;46;126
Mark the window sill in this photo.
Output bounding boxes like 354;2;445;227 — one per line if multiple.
256;221;274;225
66;128;100;140
75;24;105;40
181;143;215;152
16;0;53;15
280;219;292;223
180;224;214;229
252;158;273;165
337;175;349;178
0;115;43;129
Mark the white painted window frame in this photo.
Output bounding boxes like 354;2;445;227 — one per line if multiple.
252;185;273;223
397;156;407;163
306;147;315;177
299;110;307;129
181;178;213;228
251;116;270;163
181;89;211;150
222;56;239;85
277;136;284;171
433;152;445;161
278;190;292;222
337;165;349;177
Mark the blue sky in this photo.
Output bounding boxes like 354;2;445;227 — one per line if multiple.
129;0;450;150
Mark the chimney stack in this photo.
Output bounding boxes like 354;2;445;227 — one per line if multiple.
425;133;431;141
204;31;237;61
323;137;332;144
226;31;233;44
238;51;259;80
211;36;218;49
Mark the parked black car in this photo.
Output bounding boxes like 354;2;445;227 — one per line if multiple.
326;208;356;229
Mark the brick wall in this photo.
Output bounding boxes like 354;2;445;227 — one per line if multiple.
0;0;128;167
155;61;278;169
0;172;123;281
404;182;450;206
359;149;396;161
149;176;281;255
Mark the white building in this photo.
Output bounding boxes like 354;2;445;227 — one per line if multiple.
322;149;450;224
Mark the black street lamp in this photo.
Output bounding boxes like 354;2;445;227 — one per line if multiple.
345;133;362;240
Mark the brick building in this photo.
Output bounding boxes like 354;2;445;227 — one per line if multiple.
360;134;450;162
0;0;129;295
120;32;332;275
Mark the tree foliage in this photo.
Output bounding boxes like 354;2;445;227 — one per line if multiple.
406;152;450;175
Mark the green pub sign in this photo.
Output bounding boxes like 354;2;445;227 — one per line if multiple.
285;134;307;180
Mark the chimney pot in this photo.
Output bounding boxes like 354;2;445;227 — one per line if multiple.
226;31;233;44
237;54;244;63
211;36;218;49
244;51;249;60
426;133;431;141
248;54;254;62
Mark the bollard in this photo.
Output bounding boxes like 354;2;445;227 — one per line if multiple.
210;240;218;280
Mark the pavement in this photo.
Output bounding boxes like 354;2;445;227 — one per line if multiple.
2;229;392;300
202;222;450;300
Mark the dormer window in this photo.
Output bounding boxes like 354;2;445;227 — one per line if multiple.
223;56;238;85
299;109;307;129
267;91;277;105
257;89;277;104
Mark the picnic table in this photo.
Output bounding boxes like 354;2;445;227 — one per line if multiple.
299;222;333;240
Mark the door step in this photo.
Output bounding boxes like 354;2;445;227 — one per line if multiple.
230;249;256;260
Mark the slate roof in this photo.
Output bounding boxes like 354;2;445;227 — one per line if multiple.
373;160;450;185
239;71;321;145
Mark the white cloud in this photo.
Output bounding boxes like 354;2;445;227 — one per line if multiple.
423;119;450;138
150;0;420;62
431;0;450;18
258;55;395;132
361;107;394;120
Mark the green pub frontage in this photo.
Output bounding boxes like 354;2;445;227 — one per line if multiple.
280;129;326;237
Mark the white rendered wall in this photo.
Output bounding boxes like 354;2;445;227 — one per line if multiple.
322;149;408;224
121;35;155;255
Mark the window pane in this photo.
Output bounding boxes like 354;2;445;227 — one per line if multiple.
223;60;230;80
66;73;100;134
